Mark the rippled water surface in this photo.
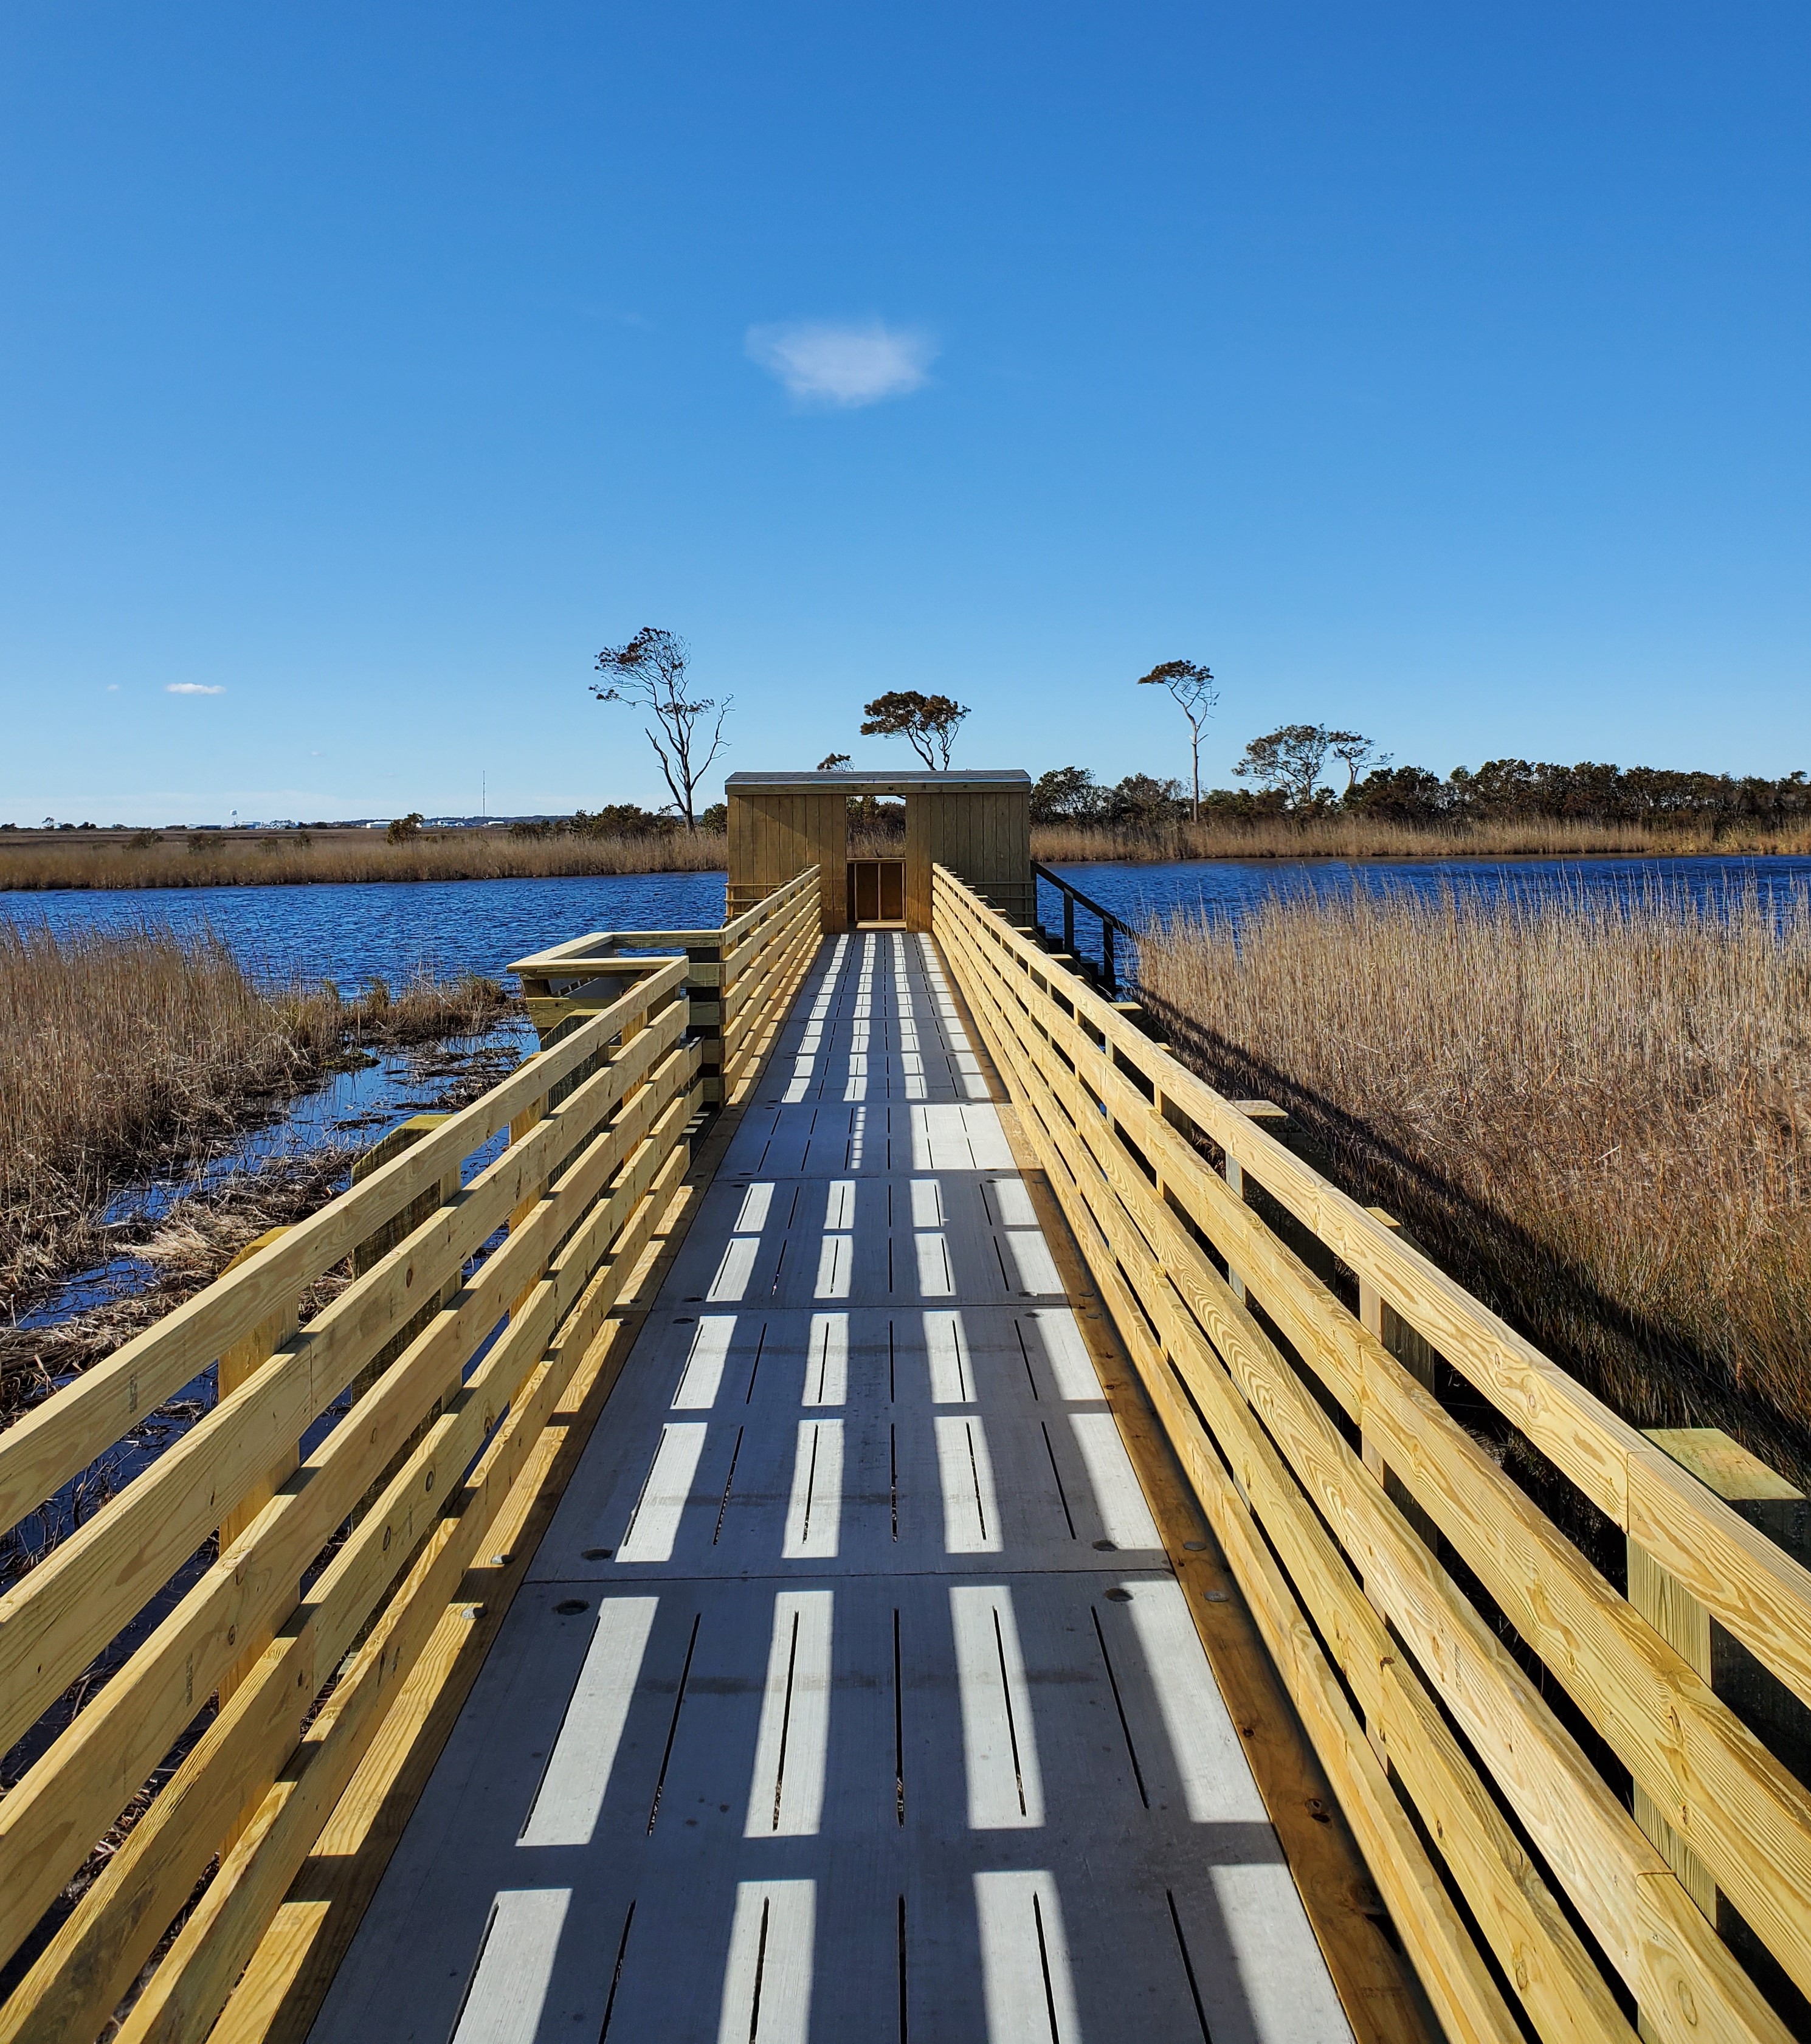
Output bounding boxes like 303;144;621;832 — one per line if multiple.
1;870;730;990
10;857;1810;993
1043;852;1811;927
1038;853;1811;979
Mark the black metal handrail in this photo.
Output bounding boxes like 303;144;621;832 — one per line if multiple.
1032;861;1138;996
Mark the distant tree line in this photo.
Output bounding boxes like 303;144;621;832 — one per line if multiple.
510;799;728;841
1033;745;1811;830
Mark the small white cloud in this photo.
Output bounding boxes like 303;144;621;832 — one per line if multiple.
745;319;936;408
167;683;225;696
105;683;119;692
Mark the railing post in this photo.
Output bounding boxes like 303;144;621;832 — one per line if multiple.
1223;1100;1292;1303
1063;888;1075;956
216;1226;299;1738
688;938;725;1105
1627;1427;1810;1994
1356;1209;1440;1553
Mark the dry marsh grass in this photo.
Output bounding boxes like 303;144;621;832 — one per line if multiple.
0;828;728;891
1032;815;1811;864
0;920;512;1311
1136;882;1811;1482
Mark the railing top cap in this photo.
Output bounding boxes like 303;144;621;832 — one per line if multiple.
726;768;1030;793
509;935;698;973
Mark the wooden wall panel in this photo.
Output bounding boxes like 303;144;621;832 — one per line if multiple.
906;789;1030;929
727;792;847;928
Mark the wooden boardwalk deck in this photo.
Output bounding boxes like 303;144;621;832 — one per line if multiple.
308;932;1352;2043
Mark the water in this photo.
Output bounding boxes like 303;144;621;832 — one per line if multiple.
15;1028;535;1334
1040;854;1811;981
15;857;1811;996
0;869;728;993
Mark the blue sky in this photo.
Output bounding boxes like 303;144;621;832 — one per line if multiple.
2;2;1806;824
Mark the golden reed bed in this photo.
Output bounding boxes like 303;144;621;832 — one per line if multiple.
1032;813;1811;863
0;922;509;1314
0;828;728;891
1136;877;1811;1482
8;813;1811;891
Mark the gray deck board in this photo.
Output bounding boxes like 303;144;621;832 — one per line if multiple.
309;934;1353;2044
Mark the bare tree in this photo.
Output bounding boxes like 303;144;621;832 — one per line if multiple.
1326;729;1392;792
591;628;731;829
1233;723;1336;812
1135;660;1217;820
859;691;970;769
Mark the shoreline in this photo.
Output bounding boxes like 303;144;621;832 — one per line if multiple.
7;839;1811;895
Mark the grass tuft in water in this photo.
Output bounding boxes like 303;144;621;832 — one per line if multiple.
0;919;513;1315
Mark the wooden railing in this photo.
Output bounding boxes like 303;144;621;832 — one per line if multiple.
0;870;817;2044
510;865;822;1105
933;863;1811;2044
1032;859;1137;995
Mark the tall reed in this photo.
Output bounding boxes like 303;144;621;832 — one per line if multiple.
1031;814;1811;864
1136;881;1811;1478
0;829;728;892
0;922;511;1310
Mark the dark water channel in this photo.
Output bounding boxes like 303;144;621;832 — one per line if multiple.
7;872;727;1337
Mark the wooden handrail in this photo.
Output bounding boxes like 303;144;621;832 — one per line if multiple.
0;869;821;2043
933;862;1811;2044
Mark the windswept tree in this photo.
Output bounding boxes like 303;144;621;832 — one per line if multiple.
1135;659;1217;820
817;752;852;772
591;627;731;830
1326;729;1390;791
1233;723;1336;812
859;690;970;769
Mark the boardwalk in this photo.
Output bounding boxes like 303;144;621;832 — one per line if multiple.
311;933;1351;2043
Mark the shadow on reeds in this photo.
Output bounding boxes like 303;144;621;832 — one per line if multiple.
1133;870;1811;1514
1140;984;1811;1496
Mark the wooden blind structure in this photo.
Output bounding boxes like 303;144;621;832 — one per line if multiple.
725;767;1032;933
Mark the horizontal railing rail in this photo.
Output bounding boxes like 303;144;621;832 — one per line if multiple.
510;865;822;1103
0;869;819;2043
933;861;1811;2044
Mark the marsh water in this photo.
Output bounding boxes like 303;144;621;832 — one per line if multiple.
9;854;1809;992
9;851;1808;1282
7;854;1808;1576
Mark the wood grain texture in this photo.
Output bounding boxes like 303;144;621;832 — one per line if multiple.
939;874;1811;1732
104;1138;699;2044
0;1013;691;1797
0;874;815;2041
213;945;803;2044
936;886;1533;2044
979;1096;1442;2044
0;1058;702;2009
934;867;1802;2044
942;874;1811;2003
932;866;1811;1706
